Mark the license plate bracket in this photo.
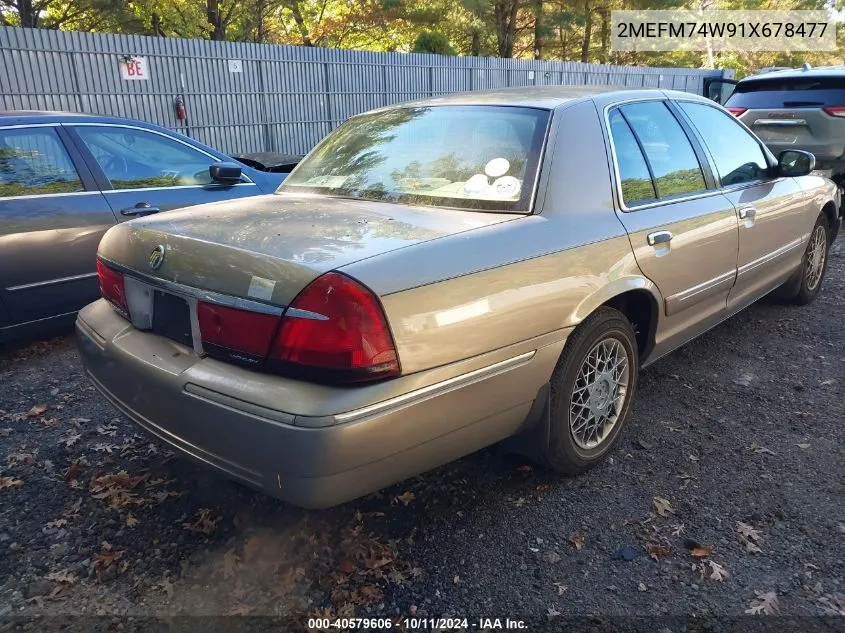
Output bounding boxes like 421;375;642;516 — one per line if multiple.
151;291;193;348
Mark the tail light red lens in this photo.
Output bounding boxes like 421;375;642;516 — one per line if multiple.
823;106;845;117
726;107;747;117
268;272;399;383
96;260;128;318
197;302;280;368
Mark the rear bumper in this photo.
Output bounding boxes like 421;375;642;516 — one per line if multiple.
76;300;566;508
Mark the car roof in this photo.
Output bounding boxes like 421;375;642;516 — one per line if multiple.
365;86;711;113
740;66;845;83
0;110;166;128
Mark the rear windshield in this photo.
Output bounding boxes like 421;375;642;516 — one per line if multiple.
280;105;550;212
726;76;845;109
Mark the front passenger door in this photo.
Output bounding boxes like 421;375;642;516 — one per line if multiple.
67;125;260;219
676;101;806;311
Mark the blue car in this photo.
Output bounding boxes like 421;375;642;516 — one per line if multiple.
0;111;294;342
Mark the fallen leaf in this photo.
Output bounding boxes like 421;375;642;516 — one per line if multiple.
96;423;119;437
45;570;77;585
182;508;219;534
62;432;82;448
691;545;714;558
394;491;415;506
125;513;139;528
92;443;119;454
553;582;568;596
453;574;460;584
736;522;763;553
796;443;811;450
0;477;24;490
708;560;729;581
0;428;12;437
45;518;68;529
745;591;779;615
547;606;561;619
653;496;674;517
638;582;647;592
750;443;775;455
93;542;123;571
27;404;48;417
644;542;672;560
569;532;585;550
671;523;685;537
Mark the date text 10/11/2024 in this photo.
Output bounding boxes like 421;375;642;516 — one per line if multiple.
307;617;528;630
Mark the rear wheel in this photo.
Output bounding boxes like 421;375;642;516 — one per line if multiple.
786;213;831;306
541;307;639;474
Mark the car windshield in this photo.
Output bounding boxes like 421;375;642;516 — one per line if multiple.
280;105;550;212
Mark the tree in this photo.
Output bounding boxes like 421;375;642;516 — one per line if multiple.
412;30;457;55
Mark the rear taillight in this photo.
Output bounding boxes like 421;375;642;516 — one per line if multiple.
194;271;399;384
823;106;845;117
197;302;279;368
268;272;399;383
97;260;128;318
726;107;747;117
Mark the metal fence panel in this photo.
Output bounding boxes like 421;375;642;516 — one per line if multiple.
0;26;730;155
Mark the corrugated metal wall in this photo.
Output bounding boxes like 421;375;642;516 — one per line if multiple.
0;26;730;155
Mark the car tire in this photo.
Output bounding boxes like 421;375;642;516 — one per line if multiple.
786;213;831;306
541;307;639;475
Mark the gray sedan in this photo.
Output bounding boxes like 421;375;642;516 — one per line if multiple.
0;111;291;343
76;87;840;508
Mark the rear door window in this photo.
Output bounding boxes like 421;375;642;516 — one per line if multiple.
726;76;845;109
0;128;84;198
619;101;707;199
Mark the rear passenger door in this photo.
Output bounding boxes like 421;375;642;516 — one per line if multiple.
676;101;806;310
65;124;260;218
605;100;740;357
0;125;116;328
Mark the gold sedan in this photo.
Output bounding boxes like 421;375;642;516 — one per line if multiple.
76;87;841;508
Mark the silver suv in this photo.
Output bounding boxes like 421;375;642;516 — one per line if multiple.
712;66;845;187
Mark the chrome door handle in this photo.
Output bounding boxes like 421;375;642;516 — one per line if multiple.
647;231;673;246
738;207;757;220
120;202;161;217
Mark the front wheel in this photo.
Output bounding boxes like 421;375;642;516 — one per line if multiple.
788;213;831;306
541;307;639;474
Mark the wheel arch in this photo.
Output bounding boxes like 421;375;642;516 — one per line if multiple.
573;278;662;366
821;199;839;242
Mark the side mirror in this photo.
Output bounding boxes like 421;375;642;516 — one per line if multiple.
777;150;815;177
209;161;242;184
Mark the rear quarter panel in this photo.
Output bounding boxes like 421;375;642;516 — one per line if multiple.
341;99;658;375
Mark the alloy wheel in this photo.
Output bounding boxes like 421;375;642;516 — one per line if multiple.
569;337;631;450
805;224;827;291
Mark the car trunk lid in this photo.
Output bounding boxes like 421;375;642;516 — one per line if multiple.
97;192;521;306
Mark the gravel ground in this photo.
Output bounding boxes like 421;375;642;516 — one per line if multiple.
1;239;844;630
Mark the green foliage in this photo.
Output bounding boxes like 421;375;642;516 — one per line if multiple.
412;30;457;55
3;0;842;75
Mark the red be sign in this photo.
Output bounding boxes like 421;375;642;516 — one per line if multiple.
120;56;148;81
